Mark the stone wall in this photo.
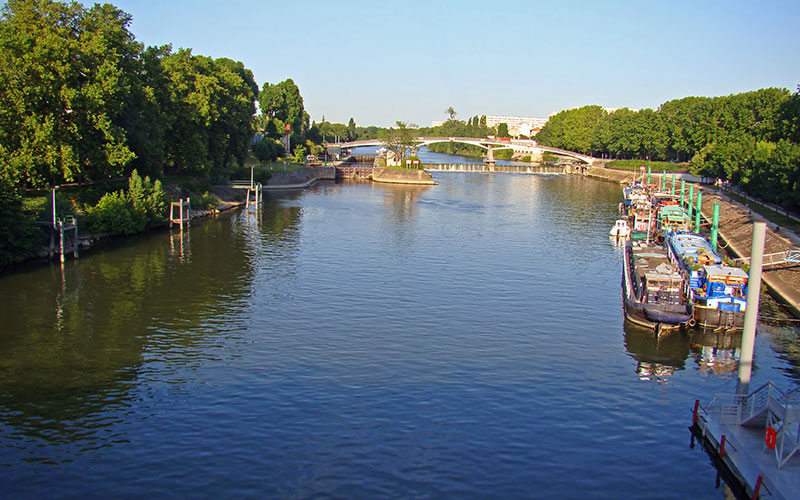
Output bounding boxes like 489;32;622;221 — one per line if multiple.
371;168;437;185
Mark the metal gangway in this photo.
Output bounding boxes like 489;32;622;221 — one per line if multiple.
703;382;800;468
733;250;800;269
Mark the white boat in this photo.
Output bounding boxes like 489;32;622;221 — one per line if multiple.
610;219;631;238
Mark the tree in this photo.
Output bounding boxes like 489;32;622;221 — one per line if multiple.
445;106;457;121
0;170;38;266
0;0;141;187
497;123;509;138
259;79;304;136
380;121;417;166
252;138;281;165
536;105;606;155
293;144;306;162
347;117;357;140
160;49;257;175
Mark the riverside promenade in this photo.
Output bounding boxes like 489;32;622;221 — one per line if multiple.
584;165;800;316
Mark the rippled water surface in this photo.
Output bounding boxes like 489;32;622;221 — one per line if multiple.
1;172;798;499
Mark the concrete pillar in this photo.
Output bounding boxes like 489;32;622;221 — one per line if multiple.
737;222;766;395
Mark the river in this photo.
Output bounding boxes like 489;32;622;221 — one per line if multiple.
0;170;798;498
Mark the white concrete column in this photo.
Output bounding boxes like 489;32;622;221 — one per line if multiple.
737;222;766;395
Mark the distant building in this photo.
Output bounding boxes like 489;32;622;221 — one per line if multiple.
431;115;549;137
484;115;548;137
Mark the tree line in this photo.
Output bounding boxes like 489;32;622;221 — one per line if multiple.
535;88;800;210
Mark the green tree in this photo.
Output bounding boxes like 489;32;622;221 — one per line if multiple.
380;121;417;166
497;123;509;138
0;0;140;187
0;171;39;266
259;79;304;136
445;106;457;121
161;49;257;175
293;144;306;162
536;105;606;155
347;117;357;140
252;138;281;165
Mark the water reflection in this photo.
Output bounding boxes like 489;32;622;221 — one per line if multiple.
0;216;253;450
624;323;690;381
624;324;743;381
690;330;741;377
168;227;191;263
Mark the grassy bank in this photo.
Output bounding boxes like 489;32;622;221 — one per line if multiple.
606;159;690;173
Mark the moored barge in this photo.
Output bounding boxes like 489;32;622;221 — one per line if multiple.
622;241;693;334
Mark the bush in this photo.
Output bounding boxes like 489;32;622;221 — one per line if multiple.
86;191;141;235
0;177;40;266
252;138;282;164
85;170;169;235
190;191;219;211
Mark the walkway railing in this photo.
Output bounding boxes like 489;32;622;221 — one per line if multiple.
702;382;800;468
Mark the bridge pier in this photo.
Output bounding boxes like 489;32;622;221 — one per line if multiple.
484;145;496;171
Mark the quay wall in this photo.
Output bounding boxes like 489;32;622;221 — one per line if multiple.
371;168;436;185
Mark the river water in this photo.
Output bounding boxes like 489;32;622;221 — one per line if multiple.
1;171;798;498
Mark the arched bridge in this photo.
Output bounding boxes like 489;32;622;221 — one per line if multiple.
326;137;595;164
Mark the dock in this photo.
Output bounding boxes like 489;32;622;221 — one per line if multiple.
691;382;800;499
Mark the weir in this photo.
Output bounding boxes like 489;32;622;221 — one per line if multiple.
426;164;566;174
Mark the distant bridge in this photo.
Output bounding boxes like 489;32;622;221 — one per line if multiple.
326;137;595;164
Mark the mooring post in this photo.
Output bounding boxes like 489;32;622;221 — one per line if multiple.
671;174;676;195
737;222;766;395
647;166;651;186
711;203;720;251
59;223;65;263
680;179;685;206
695;191;703;233
688;184;695;221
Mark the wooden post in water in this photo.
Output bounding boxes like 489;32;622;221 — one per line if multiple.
694;192;703;233
711;203;720;251
737;222;766;395
671;174;676;195
688;184;694;221
647;166;651;186
680;179;685;206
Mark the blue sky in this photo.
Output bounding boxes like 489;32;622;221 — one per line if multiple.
100;0;798;127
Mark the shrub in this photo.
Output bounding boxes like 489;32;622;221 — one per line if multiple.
86;191;141;235
190;191;219;211
0;177;40;266
85;170;169;235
